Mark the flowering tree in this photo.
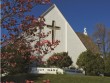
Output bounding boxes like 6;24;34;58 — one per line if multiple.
1;0;60;74
1;39;32;74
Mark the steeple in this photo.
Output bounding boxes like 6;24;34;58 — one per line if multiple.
83;27;88;35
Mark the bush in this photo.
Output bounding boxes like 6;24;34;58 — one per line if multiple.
76;50;104;76
47;52;73;68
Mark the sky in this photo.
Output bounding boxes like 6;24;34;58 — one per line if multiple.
1;0;110;36
32;0;110;36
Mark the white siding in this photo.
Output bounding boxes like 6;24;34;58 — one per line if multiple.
43;5;67;60
67;23;87;67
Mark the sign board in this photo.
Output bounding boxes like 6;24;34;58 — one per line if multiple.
30;67;64;74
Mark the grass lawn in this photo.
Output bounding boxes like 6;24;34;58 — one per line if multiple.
1;74;110;83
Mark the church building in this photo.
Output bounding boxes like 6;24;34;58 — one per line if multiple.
40;4;87;67
28;4;87;67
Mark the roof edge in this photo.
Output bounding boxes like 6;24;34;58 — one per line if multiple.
41;4;56;17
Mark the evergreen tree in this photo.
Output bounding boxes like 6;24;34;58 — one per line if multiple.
77;50;104;76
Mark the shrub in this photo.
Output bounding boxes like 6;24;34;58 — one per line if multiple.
76;50;104;76
47;52;73;68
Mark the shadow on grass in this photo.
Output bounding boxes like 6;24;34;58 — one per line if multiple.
1;73;44;83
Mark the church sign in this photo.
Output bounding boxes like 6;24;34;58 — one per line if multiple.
30;67;64;74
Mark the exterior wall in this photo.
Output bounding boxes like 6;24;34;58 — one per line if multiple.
43;5;87;67
67;23;87;67
43;5;67;60
28;4;87;67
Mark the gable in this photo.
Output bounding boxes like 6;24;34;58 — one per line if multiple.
42;4;68;53
40;4;87;67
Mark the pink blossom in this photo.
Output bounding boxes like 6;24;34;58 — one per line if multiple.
2;34;6;38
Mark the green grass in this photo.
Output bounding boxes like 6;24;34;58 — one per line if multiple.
1;74;110;83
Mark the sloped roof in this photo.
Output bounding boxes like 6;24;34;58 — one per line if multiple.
76;32;100;53
41;4;55;17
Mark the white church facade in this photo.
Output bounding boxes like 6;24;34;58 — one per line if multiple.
29;4;87;67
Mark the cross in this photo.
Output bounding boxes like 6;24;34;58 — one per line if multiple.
47;20;61;43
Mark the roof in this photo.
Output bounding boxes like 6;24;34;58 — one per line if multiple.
41;4;55;17
76;32;100;53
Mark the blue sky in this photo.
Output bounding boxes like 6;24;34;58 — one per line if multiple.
52;0;110;35
33;0;110;36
